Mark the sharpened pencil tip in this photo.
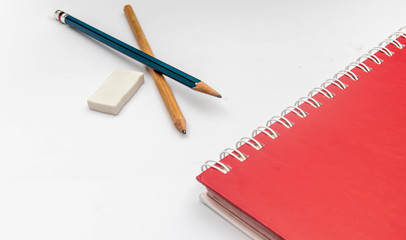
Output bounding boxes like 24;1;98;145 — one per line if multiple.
193;82;222;98
175;120;186;135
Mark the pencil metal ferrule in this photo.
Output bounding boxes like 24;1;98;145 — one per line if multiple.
55;10;68;24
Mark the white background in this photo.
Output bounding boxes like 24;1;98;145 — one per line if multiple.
1;0;405;239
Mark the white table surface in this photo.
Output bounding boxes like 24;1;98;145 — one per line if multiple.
1;0;405;239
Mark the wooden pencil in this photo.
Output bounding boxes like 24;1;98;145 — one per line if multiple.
123;4;186;134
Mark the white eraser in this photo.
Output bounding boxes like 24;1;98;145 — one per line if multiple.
87;69;144;115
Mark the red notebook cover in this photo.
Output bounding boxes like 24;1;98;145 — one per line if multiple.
197;30;406;240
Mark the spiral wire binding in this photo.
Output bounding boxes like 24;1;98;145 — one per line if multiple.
294;97;322;108
201;27;406;174
220;148;248;162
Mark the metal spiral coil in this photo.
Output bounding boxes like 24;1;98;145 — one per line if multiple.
321;78;348;90
308;87;335;99
345;62;371;73
201;160;232;174
252;126;279;139
236;137;264;150
281;106;309;118
369;46;394;57
334;70;359;81
201;27;406;174
295;97;322;108
220;148;248;162
357;53;383;65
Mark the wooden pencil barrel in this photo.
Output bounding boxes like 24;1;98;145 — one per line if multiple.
124;5;186;133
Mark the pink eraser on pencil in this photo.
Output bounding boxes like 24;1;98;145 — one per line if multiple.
87;69;144;115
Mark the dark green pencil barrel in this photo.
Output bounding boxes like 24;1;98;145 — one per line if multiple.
55;10;200;88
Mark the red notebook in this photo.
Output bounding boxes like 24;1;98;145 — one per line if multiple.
197;28;406;240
